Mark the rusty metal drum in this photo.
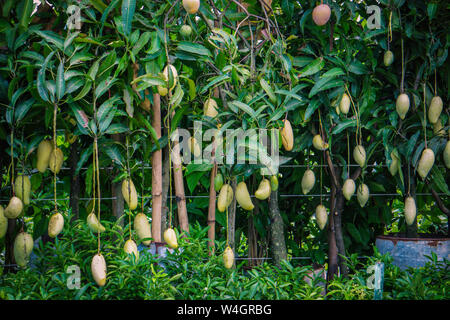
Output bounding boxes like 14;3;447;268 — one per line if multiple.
375;234;450;270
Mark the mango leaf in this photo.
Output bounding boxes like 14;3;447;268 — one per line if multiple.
17;0;34;31
56;60;65;101
177;41;212;57
75;145;93;175
332;119;357;135
14;98;34;123
100;0;120;33
260;79;277;104
298;57;324;78
200;74;229;94
430;166;450;195
321;67;345;78
121;0;136;36
309;77;344;98
104;144;125;167
304;99;320;121
104;123;129;134
95;77;117;99
132;31;151;56
346;223;362;243
348;60;369;75
97;95;120;124
34;30;64;50
73;80;92;101
70;104;90;136
64;32;80;52
229;100;257;120
36;51;55;102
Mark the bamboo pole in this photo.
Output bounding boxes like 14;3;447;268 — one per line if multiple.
151;93;162;243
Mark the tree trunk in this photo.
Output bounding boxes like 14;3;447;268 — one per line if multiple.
207;85;220;254
171;136;189;235
4;219;16;273
151;93;162;243
207;162;217;255
69;139;80;221
334;186;348;277
248;212;258;267
112;134;124;227
248;176;261;267
161;142;170;234
268;189;287;267
327;184;339;283
227;178;237;257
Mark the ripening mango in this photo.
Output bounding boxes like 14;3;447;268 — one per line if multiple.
122;178;138;211
315;205;328;230
134;213;152;246
91;253;107;287
281;119;294;151
223;246;234;269
124;239;139;260
164;228;178;249
48;212;64;238
353;145;366;168
49;148;64;174
342;179;356;201
235;182;254;211
182;0;200;14
217;184;234;212
301;169;315;195
417;148;435;180
4;196;23;219
428;96;443;124
396;93;410;120
36;140;53;173
312;4;331;26
255;178;271;200
204;98;218;118
0;207;7;238
404;197;416;226
14;232;33;268
357;184;370;208
15;175;31;206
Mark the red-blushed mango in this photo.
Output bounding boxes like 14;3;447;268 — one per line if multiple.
182;0;200;14
312;4;331;26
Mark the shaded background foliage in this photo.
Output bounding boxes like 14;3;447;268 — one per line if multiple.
0;0;448;294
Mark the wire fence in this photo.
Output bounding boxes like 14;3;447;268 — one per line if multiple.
3;163;448;203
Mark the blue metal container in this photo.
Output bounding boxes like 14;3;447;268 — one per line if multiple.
375;234;450;270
